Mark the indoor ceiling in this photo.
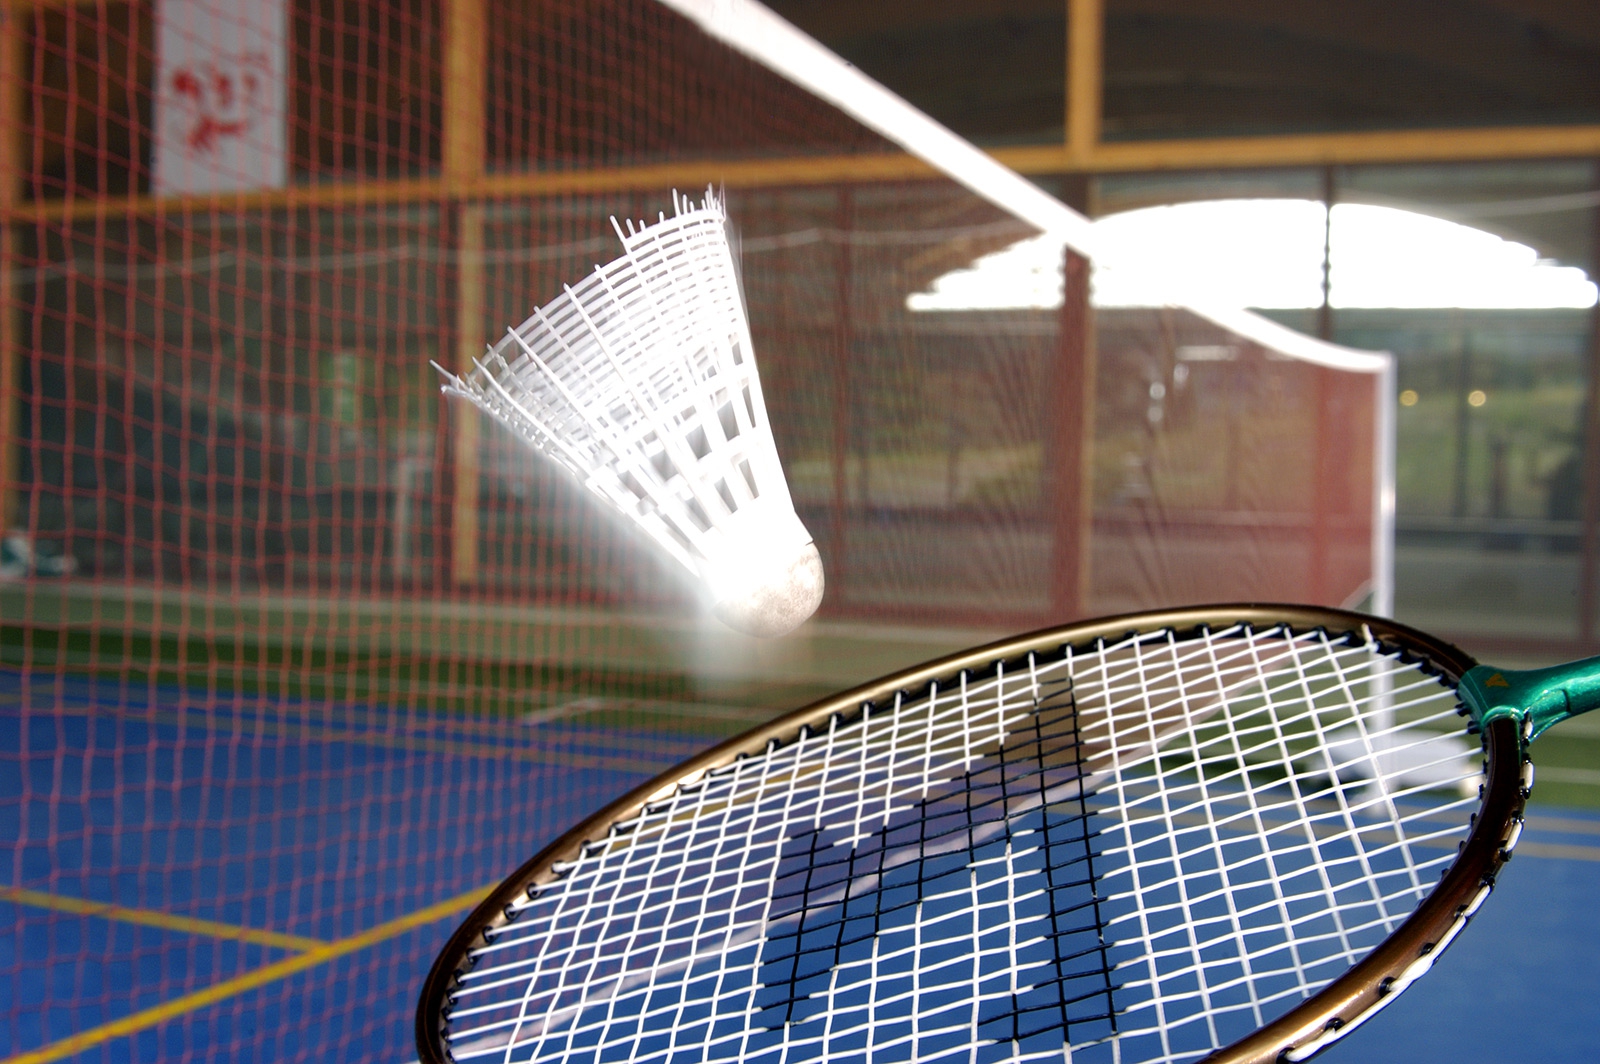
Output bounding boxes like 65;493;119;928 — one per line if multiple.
762;0;1600;145
762;0;1600;270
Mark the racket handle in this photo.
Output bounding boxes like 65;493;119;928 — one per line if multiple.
1459;656;1600;742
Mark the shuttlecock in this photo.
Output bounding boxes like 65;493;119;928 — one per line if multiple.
436;190;824;637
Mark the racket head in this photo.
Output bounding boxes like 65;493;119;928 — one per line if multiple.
416;604;1523;1064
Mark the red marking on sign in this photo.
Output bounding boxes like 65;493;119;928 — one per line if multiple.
169;52;273;155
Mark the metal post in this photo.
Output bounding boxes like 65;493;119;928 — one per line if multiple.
1578;166;1600;646
1311;168;1335;604
0;7;22;538
828;187;852;603
1372;357;1397;618
1452;333;1473;519
450;206;485;587
445;0;486;587
1049;244;1094;620
1066;0;1103;167
1318;166;1335;343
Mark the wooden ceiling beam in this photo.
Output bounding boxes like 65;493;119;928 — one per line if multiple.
11;120;1600;224
998;124;1600;173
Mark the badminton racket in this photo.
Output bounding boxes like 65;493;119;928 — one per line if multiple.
415;603;1592;1064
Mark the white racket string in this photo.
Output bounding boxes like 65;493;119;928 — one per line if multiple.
438;623;1480;1064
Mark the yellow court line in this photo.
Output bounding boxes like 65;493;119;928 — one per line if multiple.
1526;813;1600;836
1516;840;1600;862
136;704;681;777
1;886;325;953
2;884;492;1064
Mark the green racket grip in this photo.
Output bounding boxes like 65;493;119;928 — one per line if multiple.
1459;656;1600;742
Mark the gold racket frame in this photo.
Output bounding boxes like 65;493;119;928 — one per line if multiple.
416;603;1520;1064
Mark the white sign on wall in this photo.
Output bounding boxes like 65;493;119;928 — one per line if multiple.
152;0;288;196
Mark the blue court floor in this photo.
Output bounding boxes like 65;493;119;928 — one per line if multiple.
1325;810;1600;1063
0;669;700;1064
2;668;1597;1063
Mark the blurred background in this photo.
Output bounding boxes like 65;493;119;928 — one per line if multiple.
11;2;1600;659
762;0;1600;663
3;2;1598;1062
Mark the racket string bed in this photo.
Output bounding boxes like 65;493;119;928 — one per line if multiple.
436;622;1482;1064
1079;628;1479;1063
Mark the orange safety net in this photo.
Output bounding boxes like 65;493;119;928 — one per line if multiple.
0;2;1385;1061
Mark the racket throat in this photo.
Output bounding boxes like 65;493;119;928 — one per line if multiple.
1460;657;1600;741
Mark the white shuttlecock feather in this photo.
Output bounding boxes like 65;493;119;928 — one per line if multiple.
436;191;824;637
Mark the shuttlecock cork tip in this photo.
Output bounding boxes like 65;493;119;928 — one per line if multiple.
709;540;825;639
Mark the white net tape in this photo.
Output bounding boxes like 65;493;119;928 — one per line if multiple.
441;623;1480;1064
